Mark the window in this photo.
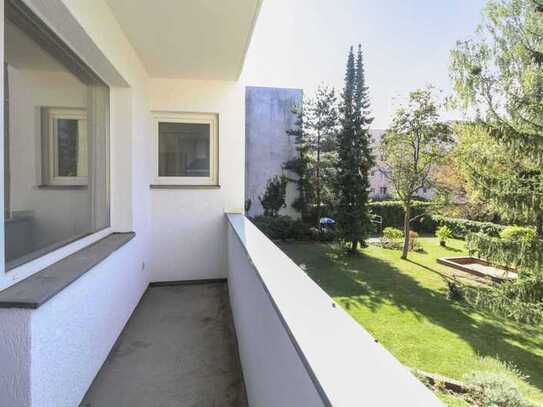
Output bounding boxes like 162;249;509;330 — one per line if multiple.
42;107;88;186
4;2;110;269
380;187;388;196
153;112;218;186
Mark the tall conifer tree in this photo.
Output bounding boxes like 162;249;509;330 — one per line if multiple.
335;45;374;253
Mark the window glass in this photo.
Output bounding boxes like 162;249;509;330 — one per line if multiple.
57;119;80;176
153;112;218;186
4;4;110;269
158;122;210;177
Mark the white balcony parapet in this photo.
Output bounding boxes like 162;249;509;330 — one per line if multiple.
226;213;443;406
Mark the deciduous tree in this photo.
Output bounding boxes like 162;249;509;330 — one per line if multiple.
380;88;450;259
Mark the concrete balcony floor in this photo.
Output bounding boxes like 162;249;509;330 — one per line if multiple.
80;282;247;407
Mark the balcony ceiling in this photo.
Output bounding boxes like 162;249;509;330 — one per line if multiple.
105;0;262;80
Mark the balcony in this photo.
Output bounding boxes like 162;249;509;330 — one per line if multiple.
0;216;440;406
74;214;442;406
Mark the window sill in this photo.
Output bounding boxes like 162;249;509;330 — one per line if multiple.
0;232;135;309
150;184;221;190
36;184;88;190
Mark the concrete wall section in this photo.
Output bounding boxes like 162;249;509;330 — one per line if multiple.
226;213;442;406
227;219;325;407
245;86;302;217
147;79;245;282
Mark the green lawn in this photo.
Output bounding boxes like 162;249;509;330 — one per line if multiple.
279;237;543;405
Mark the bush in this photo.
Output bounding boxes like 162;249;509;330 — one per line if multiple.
500;226;537;242
258;176;287;217
251;215;310;241
432;215;505;239
307;226;337;242
383;227;403;240
463;371;531;407
446;278;464;301
436;225;453;246
381;227;403;249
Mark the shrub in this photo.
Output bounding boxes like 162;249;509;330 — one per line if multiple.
308;226;337;242
446;278;464;301
383;227;403;240
244;199;252;213
319;227;337;242
251;215;310;241
463;371;532;407
258;176;287;217
500;226;537;242
436;225;453;246
381;227;403;249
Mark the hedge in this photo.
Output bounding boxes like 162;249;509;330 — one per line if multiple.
250;215;337;242
369;201;506;238
251;215;310;240
432;215;505;239
369;201;436;234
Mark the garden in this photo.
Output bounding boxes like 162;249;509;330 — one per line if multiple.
248;1;543;405
279;236;543;406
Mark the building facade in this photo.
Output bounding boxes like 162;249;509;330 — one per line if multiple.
0;1;441;406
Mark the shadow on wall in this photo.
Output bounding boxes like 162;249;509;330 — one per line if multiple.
245;86;303;218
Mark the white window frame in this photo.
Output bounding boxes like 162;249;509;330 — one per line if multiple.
152;112;219;186
41;107;88;187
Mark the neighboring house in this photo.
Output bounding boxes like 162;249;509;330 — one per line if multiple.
245;86;302;218
369;129;436;200
0;1;441;406
369;129;390;199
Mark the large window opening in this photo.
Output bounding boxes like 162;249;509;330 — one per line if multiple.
4;1;110;269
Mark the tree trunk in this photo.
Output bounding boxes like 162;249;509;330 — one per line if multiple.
401;204;411;260
351;239;359;254
537;212;543;238
316;140;321;230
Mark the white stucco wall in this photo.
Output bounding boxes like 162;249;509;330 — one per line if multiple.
0;308;32;407
226;213;442;406
147;79;245;282
0;1;153;406
0;0;252;404
227;220;325;407
30;238;147;407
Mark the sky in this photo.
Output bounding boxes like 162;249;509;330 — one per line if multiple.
241;0;488;129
